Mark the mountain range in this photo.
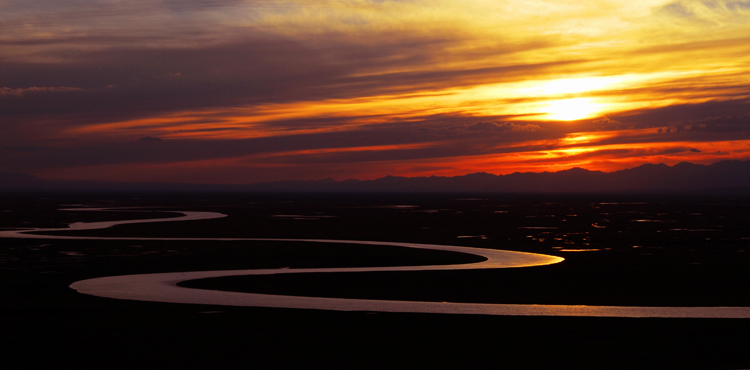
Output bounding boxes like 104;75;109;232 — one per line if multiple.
2;160;750;193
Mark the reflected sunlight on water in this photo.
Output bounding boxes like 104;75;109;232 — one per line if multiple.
5;202;750;319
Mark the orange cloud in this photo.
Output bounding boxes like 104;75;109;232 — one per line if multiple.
4;0;750;183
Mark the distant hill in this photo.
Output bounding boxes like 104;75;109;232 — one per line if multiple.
2;160;750;193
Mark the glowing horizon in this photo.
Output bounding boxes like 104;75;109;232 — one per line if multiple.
2;0;749;183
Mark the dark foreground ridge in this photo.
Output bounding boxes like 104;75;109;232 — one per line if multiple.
2;159;750;193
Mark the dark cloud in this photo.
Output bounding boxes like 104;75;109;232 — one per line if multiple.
614;98;750;128
726;0;750;10
0;2;589;177
0;114;558;174
690;148;701;152
2;92;746;178
652;112;750;135
451;121;542;133
657;2;697;19
1;0;245;27
0;22;584;133
592;117;621;125
0;34;174;47
680;113;750;133
655;0;750;22
2;1;749;182
517;146;706;166
0;86;82;97
0;125;433;172
159;0;246;12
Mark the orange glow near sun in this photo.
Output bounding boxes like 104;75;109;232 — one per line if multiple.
7;0;750;183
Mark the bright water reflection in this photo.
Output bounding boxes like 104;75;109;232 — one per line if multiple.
4;208;750;318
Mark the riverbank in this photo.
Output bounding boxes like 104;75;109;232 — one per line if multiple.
3;193;750;368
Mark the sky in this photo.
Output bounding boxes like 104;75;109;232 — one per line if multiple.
1;0;749;184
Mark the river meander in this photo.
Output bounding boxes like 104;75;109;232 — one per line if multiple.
3;208;749;318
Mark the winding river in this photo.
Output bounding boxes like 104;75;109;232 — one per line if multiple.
3;208;749;318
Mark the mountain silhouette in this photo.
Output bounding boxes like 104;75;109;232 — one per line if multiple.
2;160;749;193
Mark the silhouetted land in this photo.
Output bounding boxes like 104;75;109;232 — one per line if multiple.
2;193;750;369
2;159;750;193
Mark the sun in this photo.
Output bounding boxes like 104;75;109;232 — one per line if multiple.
543;98;603;121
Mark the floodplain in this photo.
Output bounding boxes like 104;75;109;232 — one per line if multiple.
2;193;750;369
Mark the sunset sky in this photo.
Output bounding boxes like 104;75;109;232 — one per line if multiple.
2;0;749;184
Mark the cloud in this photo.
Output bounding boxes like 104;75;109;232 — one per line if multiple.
659;2;697;19
682;113;750;133
451;121;542;133
592;117;621;125
2;0;750;183
0;86;82;97
652;111;750;135
655;0;750;24
615;98;750;128
690;148;701;152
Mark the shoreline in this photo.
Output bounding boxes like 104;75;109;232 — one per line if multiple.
6;206;749;317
